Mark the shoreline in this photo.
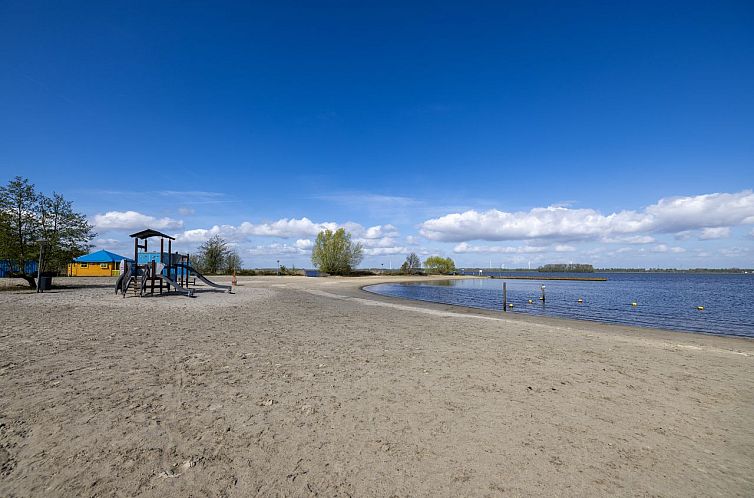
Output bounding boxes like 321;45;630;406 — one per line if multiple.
356;275;754;343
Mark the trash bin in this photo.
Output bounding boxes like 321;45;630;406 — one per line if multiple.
37;276;52;291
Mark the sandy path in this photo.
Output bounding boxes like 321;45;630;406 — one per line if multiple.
1;276;752;496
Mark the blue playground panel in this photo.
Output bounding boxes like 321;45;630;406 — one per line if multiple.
136;252;191;280
0;260;38;278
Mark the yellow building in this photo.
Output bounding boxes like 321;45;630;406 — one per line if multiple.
67;250;131;277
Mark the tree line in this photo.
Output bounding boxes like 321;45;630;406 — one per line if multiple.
0;177;94;287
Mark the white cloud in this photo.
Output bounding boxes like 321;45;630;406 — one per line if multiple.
174;219;402;258
294;239;313;250
419;190;754;242
356;236;401;249
173;218;393;243
178;207;195;216
698;227;730;240
719;246;752;258
453;243;548;254
94;238;121;249
239;218;338;238
175;224;235;242
361;224;399;239
245;243;310;256
674;231;693;241
452;242;576;254
554;244;577;252
602;235;655;244
93;210;183;230
651;244;686;253
174;218;336;242
363;246;410;256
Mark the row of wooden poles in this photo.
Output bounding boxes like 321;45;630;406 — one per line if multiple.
501;282;705;311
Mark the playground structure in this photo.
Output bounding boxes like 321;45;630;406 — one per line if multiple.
115;228;232;298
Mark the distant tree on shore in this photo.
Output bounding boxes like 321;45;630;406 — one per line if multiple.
424;255;455;274
0;176;94;287
311;228;363;275
400;252;422;274
224;248;242;274
195;235;230;274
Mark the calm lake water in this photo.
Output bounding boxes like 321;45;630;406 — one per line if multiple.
365;273;754;338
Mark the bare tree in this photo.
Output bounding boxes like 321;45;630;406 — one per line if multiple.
224;248;243;274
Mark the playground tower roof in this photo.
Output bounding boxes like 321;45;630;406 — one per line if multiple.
129;229;175;240
74;249;132;263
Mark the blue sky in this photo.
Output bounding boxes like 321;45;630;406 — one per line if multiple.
1;1;753;268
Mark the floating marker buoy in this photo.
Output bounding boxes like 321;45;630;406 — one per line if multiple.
696;306;704;311
577;298;583;303
508;303;514;308
631;302;638;307
528;299;533;304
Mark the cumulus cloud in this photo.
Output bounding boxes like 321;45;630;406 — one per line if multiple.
454;243;547;254
419;190;754;242
294;239;313;250
93;211;183;230
94;238;121;249
360;224;399;239
174;219;401;256
651;244;686;253
245;243;310;256
554;244;577;252
174;219;334;242
602;235;655;244
674;231;694;241
453;243;576;254
363;246;410;256
238;218;338;238
698;227;731;240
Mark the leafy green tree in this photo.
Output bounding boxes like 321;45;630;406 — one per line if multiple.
0;176;94;287
400;252;421;274
424;255;456;274
0;177;38;285
38;192;94;273
311;228;364;275
194;235;229;274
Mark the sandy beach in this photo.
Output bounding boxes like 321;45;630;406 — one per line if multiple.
1;275;752;496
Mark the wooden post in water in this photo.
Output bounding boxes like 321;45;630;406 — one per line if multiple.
503;282;507;312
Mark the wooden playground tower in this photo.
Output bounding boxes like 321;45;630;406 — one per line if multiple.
117;228;231;298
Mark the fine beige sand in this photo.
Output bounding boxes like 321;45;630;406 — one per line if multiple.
1;275;753;496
